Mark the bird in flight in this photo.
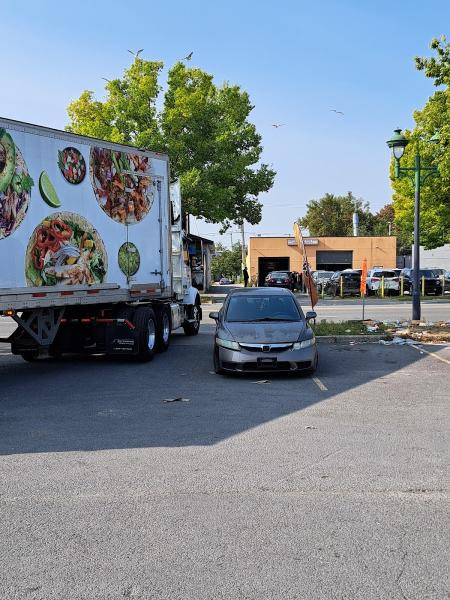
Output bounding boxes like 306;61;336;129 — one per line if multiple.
272;123;285;128
330;109;344;115
127;49;144;58
182;51;193;61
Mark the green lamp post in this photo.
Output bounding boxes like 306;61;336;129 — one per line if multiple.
386;129;439;321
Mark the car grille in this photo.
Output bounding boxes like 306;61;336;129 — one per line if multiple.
239;343;293;353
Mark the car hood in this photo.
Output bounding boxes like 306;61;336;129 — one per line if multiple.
222;321;307;344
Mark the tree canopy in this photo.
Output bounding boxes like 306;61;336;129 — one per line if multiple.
211;243;243;279
389;37;450;250
67;58;275;230
297;192;376;237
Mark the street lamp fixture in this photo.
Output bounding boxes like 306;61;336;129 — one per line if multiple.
386;128;439;321
387;128;409;161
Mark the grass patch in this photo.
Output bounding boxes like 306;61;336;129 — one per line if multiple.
312;320;388;336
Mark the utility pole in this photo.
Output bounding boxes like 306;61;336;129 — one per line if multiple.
240;221;246;269
230;231;233;249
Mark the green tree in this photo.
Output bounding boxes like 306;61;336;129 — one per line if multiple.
211;243;243;279
372;204;412;255
297;192;375;236
389;37;450;249
67;58;275;230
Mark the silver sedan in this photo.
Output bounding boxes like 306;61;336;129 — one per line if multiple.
210;287;318;375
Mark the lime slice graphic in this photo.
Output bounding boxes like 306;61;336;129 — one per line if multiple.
39;171;61;208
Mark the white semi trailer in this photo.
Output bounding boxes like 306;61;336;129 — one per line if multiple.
0;117;201;361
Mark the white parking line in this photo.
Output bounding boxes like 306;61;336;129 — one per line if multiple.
411;344;450;366
312;376;328;391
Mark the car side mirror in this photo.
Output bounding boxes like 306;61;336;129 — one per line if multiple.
209;311;219;320
305;311;317;321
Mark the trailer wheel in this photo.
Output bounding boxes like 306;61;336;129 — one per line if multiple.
183;303;200;336
133;306;157;362
156;306;171;352
20;351;38;362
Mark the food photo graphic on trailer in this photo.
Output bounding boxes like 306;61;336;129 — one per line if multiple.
0;121;169;289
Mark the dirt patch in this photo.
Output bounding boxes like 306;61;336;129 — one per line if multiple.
388;322;450;343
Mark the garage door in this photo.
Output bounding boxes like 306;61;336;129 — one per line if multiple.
258;257;290;286
316;250;353;271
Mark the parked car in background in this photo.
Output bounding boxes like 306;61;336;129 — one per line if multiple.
366;269;400;295
312;270;335;293
264;271;296;291
400;268;443;295
445;271;450;293
430;268;445;276
325;270;361;296
210;287;317;374
429;268;450;293
218;277;233;285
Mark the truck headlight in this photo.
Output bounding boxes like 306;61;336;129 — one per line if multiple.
292;336;315;350
216;338;240;351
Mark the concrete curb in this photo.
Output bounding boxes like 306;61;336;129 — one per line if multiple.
316;334;386;344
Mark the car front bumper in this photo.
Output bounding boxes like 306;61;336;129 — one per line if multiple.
217;344;317;373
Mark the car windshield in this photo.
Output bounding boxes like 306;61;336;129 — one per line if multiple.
373;270;396;277
420;270;439;277
226;294;301;322
269;272;289;279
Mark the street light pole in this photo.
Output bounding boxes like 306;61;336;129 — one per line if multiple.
412;151;421;320
386;129;439;321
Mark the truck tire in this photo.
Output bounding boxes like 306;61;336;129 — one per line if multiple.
133;306;157;362
20;351;38;362
183;303;200;336
156;305;171;352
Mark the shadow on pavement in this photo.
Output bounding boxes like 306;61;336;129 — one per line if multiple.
0;328;432;455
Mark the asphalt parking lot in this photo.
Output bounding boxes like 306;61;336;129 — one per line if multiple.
0;325;449;599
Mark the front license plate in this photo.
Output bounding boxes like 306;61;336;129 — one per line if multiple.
257;358;277;368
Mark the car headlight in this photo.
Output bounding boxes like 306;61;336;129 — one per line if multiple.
292;336;315;350
216;338;240;351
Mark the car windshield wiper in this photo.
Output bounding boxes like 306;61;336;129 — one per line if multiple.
248;317;298;322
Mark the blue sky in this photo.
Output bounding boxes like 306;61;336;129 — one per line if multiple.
2;0;448;245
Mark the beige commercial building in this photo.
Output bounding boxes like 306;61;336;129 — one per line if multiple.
248;235;397;286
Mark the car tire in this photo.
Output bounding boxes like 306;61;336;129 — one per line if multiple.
183;303;201;336
213;346;225;374
155;306;171;352
133;306;157;362
303;353;318;376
